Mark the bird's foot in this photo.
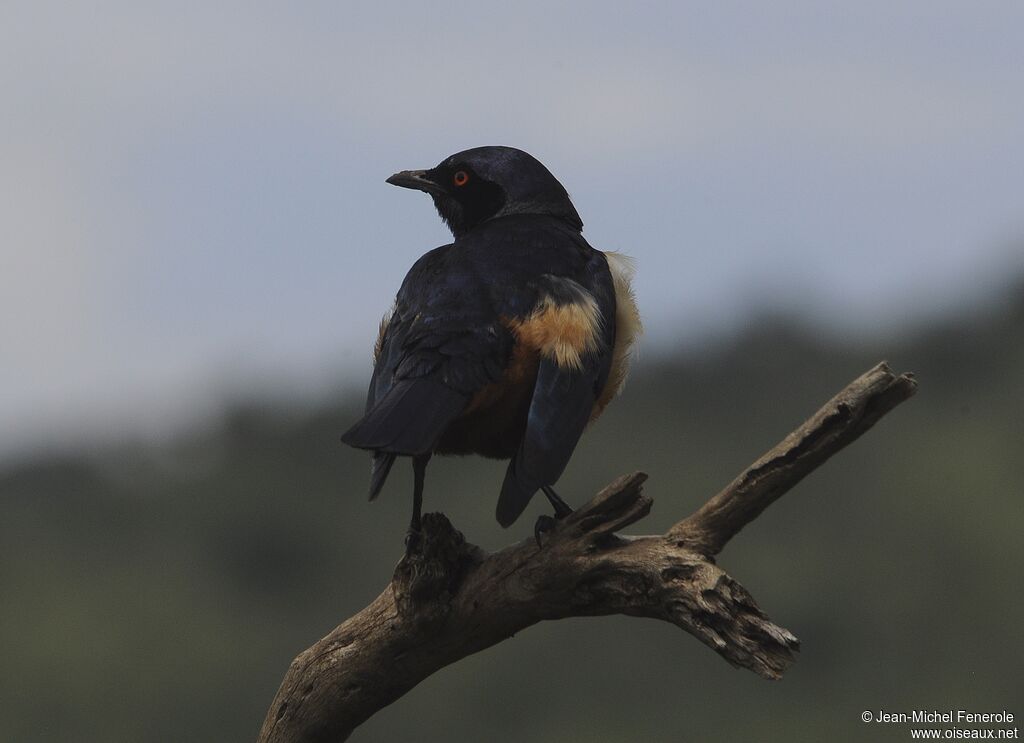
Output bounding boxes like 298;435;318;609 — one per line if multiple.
534;486;577;547
534;515;557;548
534;511;574;547
404;525;423;554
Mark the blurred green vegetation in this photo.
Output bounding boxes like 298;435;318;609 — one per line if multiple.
2;287;1023;743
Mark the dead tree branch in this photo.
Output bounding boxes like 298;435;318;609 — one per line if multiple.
257;362;917;743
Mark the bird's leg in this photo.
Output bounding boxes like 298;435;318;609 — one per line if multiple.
542;485;574;518
534;485;574;547
405;454;431;552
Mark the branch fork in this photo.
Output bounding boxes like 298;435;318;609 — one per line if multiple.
258;362;917;742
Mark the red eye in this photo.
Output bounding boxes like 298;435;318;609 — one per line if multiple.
453;170;469;187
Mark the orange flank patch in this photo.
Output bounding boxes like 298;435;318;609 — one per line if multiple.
505;295;602;372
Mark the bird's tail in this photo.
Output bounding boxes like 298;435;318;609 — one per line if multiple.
367;452;396;501
341;378;467;456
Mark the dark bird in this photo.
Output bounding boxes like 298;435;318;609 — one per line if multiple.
341;146;641;545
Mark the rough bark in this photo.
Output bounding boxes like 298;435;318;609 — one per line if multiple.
258;362;917;743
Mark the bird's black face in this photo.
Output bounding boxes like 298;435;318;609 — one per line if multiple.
386;163;506;237
386;146;583;238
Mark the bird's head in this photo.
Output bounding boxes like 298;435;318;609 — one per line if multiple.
386;146;583;238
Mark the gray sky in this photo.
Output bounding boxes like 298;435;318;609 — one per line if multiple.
2;1;1023;458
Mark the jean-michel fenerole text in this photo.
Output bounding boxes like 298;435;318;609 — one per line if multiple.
872;710;1015;724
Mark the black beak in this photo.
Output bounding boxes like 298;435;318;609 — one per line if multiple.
386;169;442;194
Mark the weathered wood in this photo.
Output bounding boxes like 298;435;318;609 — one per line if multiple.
257;362;917;743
